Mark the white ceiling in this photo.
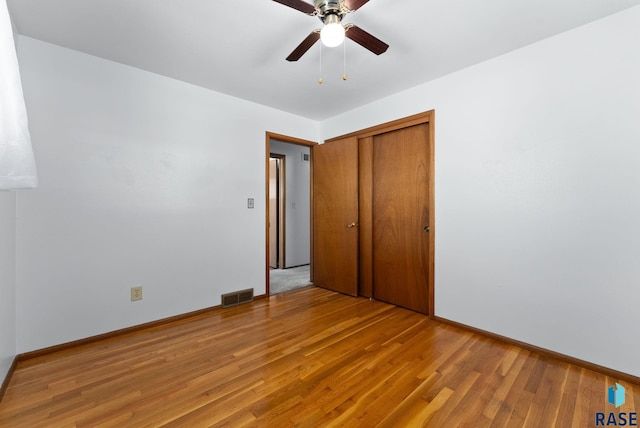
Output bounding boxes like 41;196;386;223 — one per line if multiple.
8;0;640;120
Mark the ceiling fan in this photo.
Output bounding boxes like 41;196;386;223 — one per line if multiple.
273;0;389;61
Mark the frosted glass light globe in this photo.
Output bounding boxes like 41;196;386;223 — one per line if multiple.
321;22;345;47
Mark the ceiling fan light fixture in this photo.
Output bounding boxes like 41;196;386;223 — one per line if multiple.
277;0;388;61
320;15;345;47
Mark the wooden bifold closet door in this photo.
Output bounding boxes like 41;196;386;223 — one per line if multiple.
312;112;434;314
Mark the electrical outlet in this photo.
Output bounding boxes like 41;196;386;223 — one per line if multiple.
131;286;142;301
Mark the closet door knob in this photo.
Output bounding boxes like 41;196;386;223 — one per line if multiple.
423;226;430;232
347;222;358;228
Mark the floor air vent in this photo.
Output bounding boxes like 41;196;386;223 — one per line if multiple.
221;288;254;308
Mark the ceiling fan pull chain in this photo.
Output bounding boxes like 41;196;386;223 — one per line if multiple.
343;38;348;81
318;43;324;84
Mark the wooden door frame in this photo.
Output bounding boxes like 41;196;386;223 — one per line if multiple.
265;132;317;296
324;110;435;317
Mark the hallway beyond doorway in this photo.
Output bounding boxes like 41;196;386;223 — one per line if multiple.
270;265;312;294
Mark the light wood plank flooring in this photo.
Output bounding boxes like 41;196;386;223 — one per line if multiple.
1;286;637;427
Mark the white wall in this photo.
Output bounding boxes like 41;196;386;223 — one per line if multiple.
0;9;19;388
270;141;311;267
322;6;640;377
0;192;16;385
15;37;319;353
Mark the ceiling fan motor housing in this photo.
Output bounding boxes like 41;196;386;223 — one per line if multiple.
315;0;347;22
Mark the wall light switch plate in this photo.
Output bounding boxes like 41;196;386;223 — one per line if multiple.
247;198;254;209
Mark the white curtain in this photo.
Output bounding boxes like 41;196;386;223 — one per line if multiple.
0;0;37;190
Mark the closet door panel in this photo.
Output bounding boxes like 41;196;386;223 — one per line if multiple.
373;124;431;314
358;136;374;298
312;137;359;296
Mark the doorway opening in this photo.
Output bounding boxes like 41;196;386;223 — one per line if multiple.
265;132;317;296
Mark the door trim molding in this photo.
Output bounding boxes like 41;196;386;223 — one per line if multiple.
265;132;317;296
324;110;435;317
326;111;435;142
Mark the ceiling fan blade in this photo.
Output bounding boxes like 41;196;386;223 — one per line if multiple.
343;0;370;11
345;25;389;55
286;31;321;61
272;0;317;15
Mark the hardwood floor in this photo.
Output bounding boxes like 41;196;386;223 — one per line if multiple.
1;286;637;427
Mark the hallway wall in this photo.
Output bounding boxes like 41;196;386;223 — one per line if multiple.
270;140;311;268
